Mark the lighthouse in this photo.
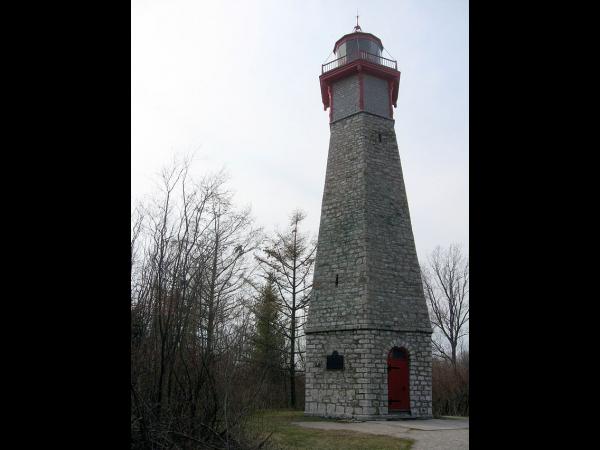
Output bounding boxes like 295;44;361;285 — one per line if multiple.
304;22;433;419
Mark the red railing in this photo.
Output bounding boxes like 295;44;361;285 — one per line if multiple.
322;51;397;74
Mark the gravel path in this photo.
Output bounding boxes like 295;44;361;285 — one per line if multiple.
293;418;469;450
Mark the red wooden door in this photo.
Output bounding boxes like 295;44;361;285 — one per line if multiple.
388;348;410;412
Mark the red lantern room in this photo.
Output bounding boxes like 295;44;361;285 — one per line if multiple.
319;23;401;122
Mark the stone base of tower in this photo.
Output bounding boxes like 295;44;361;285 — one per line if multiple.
304;329;432;419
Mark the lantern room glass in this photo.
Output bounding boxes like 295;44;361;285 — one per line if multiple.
336;38;382;62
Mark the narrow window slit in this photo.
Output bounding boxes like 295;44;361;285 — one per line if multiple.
335;274;339;287
378;133;382;142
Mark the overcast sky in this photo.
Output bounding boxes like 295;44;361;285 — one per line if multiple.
131;0;469;264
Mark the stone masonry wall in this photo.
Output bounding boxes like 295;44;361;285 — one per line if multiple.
363;114;431;332
306;113;431;334
331;72;391;122
305;113;368;332
304;329;432;418
332;74;359;122
363;73;391;119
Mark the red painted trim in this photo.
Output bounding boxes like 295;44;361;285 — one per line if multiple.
321;59;398;84
388;79;394;118
328;85;333;122
333;32;383;54
390;72;400;108
358;68;364;110
319;59;400;111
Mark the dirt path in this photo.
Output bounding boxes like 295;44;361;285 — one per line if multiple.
293;418;469;450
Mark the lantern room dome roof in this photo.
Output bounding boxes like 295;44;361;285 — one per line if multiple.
333;31;384;54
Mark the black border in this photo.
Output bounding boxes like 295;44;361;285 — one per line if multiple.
7;2;587;447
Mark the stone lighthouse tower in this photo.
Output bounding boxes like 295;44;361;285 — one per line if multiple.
304;23;433;419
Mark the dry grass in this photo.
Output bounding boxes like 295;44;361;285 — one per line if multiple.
246;409;413;450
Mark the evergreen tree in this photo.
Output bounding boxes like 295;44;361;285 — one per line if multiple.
252;276;286;384
256;211;316;408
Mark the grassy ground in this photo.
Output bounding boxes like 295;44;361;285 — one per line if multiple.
246;409;413;450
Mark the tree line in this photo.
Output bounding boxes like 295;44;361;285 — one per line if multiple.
131;159;315;448
131;158;469;447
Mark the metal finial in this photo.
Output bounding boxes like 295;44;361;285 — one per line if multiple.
354;10;362;32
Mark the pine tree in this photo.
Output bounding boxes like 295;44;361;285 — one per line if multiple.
256;211;316;408
252;276;286;385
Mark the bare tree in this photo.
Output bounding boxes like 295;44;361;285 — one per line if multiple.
131;204;144;270
256;210;316;409
131;157;266;449
421;244;469;366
